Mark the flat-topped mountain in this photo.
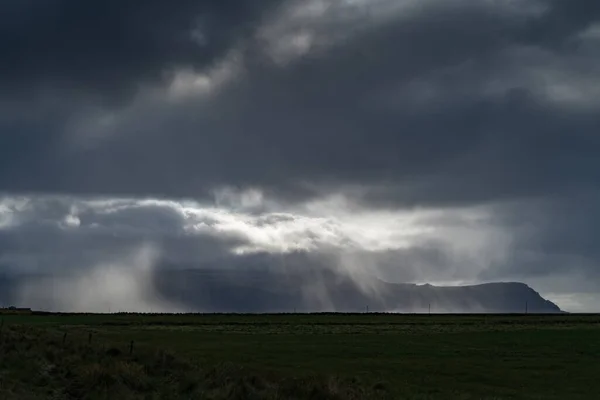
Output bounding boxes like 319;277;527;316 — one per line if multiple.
376;281;561;314
153;268;562;313
0;267;562;313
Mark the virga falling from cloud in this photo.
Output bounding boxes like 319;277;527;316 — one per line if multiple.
16;244;183;313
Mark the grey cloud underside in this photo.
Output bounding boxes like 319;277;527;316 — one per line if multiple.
478;192;600;290
0;196;588;312
1;0;599;206
1;0;282;103
0;198;243;274
0;215;563;314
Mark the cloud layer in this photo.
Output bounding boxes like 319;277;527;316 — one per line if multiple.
1;0;599;311
0;194;596;312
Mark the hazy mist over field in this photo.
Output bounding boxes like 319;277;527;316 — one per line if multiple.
2;0;600;312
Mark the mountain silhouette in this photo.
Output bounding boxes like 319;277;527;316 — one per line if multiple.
153;268;562;313
0;266;561;313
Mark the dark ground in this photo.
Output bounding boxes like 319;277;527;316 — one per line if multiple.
0;313;598;399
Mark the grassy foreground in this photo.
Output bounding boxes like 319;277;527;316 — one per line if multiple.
0;313;599;399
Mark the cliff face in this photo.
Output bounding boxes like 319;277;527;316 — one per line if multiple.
376;281;562;313
152;269;562;313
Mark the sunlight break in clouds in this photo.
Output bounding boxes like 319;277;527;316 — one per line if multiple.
0;193;523;308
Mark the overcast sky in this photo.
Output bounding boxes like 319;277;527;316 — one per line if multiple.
1;0;599;312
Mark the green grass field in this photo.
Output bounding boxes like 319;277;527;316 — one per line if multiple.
0;313;599;399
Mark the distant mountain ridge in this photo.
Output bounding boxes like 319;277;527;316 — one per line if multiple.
153;268;562;313
376;281;562;314
0;268;562;313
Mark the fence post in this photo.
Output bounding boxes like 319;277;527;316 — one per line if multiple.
129;340;134;355
88;333;92;345
62;332;67;345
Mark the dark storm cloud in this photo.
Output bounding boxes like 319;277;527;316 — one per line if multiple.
1;0;600;206
0;0;282;196
478;190;600;286
0;197;244;274
0;0;282;102
522;0;600;46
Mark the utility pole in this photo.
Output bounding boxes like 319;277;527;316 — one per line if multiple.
428;303;431;315
525;301;528;315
